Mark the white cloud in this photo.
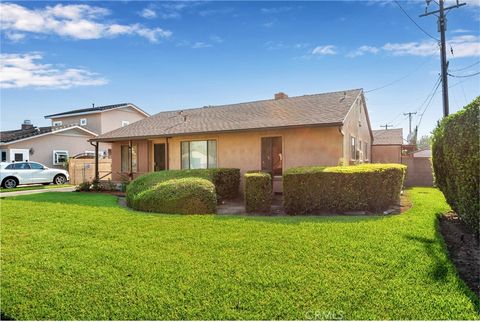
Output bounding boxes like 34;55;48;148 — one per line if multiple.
0;53;108;89
347;45;380;58
191;42;212;49
263;21;275;28
261;7;293;14
383;35;479;57
0;3;171;42
4;31;25;42
451;28;471;34
312;45;337;55
139;8;157;19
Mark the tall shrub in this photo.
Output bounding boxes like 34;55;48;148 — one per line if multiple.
432;96;479;233
283;164;406;215
245;172;272;213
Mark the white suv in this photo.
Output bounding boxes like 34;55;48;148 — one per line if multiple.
0;162;69;189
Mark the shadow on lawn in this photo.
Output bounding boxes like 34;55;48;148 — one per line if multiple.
404;219;480;314
213;213;387;225
3;192;119;208
1;311;14;320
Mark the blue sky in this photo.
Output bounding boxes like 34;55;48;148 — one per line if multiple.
1;1;479;139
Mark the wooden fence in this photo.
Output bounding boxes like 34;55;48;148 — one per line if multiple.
68;158;112;185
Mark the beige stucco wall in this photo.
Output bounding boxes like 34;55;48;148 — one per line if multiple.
101;107;147;134
3;128;98;168
50;107;147;134
110;126;344;182
341;95;372;163
371;145;402;163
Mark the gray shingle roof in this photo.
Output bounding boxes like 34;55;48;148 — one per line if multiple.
1;124;97;144
94;89;363;141
372;128;403;145
44;103;148;118
1;126;52;143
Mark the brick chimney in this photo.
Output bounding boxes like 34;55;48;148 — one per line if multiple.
274;92;288;100
21;120;34;130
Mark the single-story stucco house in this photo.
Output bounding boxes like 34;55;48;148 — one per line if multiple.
371;128;404;163
92;89;373;192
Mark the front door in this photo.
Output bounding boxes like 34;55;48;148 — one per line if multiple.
153;144;166;171
261;137;282;176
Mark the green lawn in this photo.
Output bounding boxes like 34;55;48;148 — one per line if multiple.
0;184;73;193
1;188;478;320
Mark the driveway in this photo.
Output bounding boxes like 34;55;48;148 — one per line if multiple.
0;186;76;197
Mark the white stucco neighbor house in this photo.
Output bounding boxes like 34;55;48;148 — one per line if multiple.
0;103;149;168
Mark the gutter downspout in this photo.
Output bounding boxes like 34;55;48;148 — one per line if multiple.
165;137;171;170
90;141;99;182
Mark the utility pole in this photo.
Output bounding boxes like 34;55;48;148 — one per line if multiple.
380;124;393;130
403;112;417;136
420;0;466;117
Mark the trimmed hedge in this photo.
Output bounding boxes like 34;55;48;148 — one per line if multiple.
130;177;216;214
126;168;240;206
245;172;272;213
283;164;406;215
432;96;479;233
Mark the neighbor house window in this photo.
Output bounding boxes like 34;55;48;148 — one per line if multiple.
121;121;130;127
359;140;363;161
364;142;369;161
181;140;217;169
350;136;357;161
14;153;24;162
121;144;138;173
53;150;68;165
53;121;62;126
1;151;7;162
80;118;87;126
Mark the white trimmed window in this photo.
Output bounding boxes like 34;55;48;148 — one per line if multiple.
53;121;62;126
181;140;217;169
53;150;69;165
80;118;87;126
121;121;130;127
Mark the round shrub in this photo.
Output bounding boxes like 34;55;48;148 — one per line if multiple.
130;177;217;214
126;168;239;205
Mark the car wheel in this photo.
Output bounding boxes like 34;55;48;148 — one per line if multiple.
53;174;67;185
2;178;18;189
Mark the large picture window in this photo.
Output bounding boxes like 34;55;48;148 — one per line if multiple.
181;140;217;169
121;144;138;173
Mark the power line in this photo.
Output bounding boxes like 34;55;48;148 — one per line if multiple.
420;0;467;117
449;60;480;72
394;0;439;41
417;78;442;129
364;59;430;93
448;71;480;78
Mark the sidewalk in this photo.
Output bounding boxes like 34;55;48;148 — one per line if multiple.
0;186;76;197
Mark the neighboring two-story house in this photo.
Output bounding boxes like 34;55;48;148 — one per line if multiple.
0;103;149;168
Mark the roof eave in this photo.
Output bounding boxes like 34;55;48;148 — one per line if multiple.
90;122;344;143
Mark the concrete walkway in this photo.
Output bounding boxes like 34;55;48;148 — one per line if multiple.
0;186;76;197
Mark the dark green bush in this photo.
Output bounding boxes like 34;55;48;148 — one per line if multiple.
130;177;216;214
126;168;239;205
245;172;272;213
432;96;479;233
283;164;406;215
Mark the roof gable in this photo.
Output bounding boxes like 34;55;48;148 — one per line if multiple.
1;125;97;145
95;89;364;141
44;103;149;119
372;128;404;145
